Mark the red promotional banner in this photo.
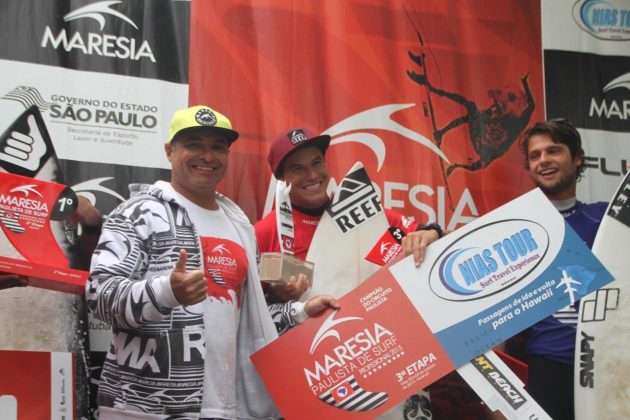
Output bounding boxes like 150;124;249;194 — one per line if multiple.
0;350;74;420
189;0;544;229
252;269;455;419
0;172;74;265
252;188;615;419
0;172;87;293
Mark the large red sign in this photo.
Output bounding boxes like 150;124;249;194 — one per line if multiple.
0;350;74;420
189;0;543;229
0;172;87;293
252;269;455;419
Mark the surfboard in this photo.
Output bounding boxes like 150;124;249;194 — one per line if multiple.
302;161;549;419
0;105;92;419
575;171;630;420
301;162;389;302
458;351;550;419
303;162;432;419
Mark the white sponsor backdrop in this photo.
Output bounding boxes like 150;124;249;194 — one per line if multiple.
0;59;185;169
0;1;190;417
542;0;630;204
0;62;188;357
578;129;630;203
542;0;630;54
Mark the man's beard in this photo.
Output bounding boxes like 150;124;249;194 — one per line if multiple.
535;173;574;197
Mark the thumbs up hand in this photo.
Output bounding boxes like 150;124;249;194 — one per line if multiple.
170;249;207;305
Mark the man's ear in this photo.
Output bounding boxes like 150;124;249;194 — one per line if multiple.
164;143;173;162
574;151;584;167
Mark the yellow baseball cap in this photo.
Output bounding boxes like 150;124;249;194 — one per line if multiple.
166;105;239;144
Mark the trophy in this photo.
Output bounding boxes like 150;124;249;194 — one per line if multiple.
258;252;314;287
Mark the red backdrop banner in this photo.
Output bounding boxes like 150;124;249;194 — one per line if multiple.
189;0;543;230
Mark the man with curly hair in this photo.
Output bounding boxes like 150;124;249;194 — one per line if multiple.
520;118;607;420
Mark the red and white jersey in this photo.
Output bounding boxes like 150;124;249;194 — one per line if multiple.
255;206;419;260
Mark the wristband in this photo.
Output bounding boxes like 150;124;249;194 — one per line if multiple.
290;301;308;323
417;222;443;238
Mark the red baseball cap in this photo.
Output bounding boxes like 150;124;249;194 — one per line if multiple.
268;128;331;177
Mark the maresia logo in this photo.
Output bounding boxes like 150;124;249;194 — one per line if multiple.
429;219;549;301
64;1;138;30
1;184;48;214
365;228;403;266
1;177;78;222
589;71;630;122
206;243;230;287
603;72;630;93
211;243;231;255
9;185;43;198
305;312;390;412
70;176;125;209
573;0;630;41
544;51;630;132
41;0;156;62
200;237;245;306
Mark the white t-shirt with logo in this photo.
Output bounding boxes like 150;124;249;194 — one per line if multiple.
161;182;248;419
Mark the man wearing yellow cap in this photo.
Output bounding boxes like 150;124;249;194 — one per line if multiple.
86;106;336;419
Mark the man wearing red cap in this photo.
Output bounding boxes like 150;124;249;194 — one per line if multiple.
256;128;442;323
86;108;336;419
256;128;441;418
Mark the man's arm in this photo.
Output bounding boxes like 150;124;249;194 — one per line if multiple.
268;300;306;334
265;274;310;303
85;211;183;329
385;209;443;267
71;196;104;269
402;226;441;267
268;293;339;335
0;274;28;290
265;273;314;333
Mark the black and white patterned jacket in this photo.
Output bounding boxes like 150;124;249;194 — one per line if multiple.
86;182;279;419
